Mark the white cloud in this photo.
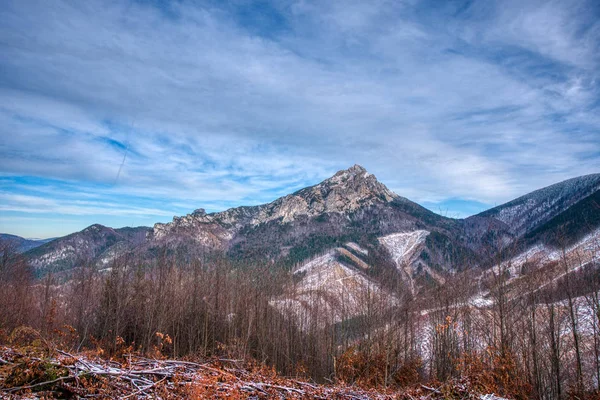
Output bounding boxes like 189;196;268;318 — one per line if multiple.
0;0;598;232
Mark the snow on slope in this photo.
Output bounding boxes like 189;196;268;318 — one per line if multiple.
345;242;368;256
419;229;600;316
378;230;442;293
495;227;600;280
379;231;430;265
482;173;600;236
271;249;395;328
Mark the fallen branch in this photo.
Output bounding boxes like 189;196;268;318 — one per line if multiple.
4;376;74;393
121;376;167;399
0;356;13;365
293;379;318;389
0;347;505;399
253;382;305;395
421;384;442;394
197;364;240;381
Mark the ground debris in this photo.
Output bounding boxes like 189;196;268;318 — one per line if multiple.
0;346;509;399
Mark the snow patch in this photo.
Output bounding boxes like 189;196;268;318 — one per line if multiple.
499;227;600;280
273;250;396;328
378;230;430;293
345;242;368;256
379;230;429;265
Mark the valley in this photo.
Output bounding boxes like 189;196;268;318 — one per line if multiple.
1;165;599;399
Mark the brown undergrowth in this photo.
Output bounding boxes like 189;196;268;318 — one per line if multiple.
0;326;515;399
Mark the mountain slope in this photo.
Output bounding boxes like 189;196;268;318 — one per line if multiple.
462;174;600;255
523;188;600;248
475;174;600;235
271;244;393;329
0;234;54;253
24;224;150;274
20;166;599;284
147;165;463;266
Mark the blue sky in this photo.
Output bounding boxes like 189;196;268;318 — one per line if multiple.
1;0;599;238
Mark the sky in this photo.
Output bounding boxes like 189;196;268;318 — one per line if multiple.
1;0;599;238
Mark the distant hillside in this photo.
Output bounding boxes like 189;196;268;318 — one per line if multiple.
24;225;150;273
461;174;600;256
0;234;54;253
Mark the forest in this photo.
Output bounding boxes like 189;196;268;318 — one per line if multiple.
0;235;599;399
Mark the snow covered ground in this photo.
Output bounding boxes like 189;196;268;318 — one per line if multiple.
379;230;434;293
491;227;600;282
271;251;396;328
345;241;369;256
379;231;430;266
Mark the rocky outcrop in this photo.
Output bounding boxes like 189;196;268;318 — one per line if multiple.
147;164;402;250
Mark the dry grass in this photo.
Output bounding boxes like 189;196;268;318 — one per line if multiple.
0;341;507;399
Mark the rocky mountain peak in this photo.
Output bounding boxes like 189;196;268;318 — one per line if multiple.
312;164;397;203
192;208;207;217
336;163;367;176
149;165;401;246
327;164;368;182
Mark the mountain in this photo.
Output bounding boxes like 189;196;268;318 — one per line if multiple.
148;165;457;252
478;174;600;236
461;173;600;256
24;225;150;274
148;164;408;252
18;166;600;295
448;174;600;317
146;165;471;280
0;234;54;253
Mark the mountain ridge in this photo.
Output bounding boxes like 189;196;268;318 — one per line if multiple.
10;165;599;277
475;173;600;236
0;234;54;253
150;164;402;240
24;225;150;274
146;164;456;263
